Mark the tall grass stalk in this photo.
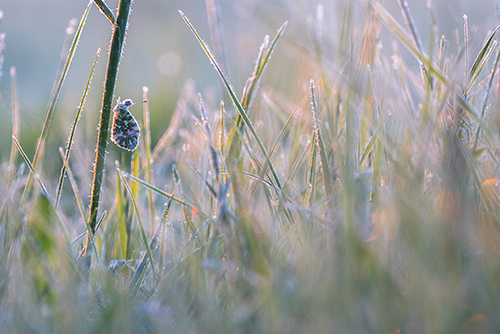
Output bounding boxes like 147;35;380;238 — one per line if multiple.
86;0;133;256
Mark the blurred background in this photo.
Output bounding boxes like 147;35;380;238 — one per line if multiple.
0;0;497;162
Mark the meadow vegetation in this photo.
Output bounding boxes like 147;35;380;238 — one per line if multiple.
1;0;500;333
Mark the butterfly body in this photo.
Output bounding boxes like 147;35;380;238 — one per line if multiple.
111;99;141;151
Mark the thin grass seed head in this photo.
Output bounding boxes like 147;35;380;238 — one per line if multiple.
111;98;146;151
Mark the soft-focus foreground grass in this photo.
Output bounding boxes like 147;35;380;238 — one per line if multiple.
2;1;500;333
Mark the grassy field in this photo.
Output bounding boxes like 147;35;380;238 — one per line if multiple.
1;0;500;333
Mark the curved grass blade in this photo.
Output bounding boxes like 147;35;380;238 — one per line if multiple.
117;166;156;277
179;11;285;194
467;40;498;93
56;47;100;207
22;0;92;205
94;0;116;25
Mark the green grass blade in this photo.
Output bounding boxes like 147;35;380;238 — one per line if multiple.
473;47;500;151
359;130;377;167
55;47;100;207
121;171;191;207
115;161;128;259
93;0;116;25
117;166;156;276
22;0;91;205
143;87;156;235
132;151;140;199
179;11;285;194
467;41;497;93
468;24;500;83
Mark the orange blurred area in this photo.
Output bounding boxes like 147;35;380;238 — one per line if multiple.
462;314;495;334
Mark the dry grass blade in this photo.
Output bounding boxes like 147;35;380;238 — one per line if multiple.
56;48;100;207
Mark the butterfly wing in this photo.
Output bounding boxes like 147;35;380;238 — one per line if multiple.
111;110;141;151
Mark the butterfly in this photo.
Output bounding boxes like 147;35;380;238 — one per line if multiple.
111;98;142;151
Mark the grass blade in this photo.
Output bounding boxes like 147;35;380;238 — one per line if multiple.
179;11;285;194
143;87;156;235
13;136;52;203
58;147;87;224
22;1;92;205
310;81;334;210
93;0;116;25
121;172;192;208
87;0;133;243
117;166;156;276
227;21;288;157
130;222;162;299
9;67;19;188
115;160;129;259
55;47;100;207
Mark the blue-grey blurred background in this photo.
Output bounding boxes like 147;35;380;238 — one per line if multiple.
0;0;496;162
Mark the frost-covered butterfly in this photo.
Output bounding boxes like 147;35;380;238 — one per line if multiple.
111;98;143;151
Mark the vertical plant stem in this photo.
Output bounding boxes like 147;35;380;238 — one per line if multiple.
9;67;19;188
86;0;132;252
143;87;155;235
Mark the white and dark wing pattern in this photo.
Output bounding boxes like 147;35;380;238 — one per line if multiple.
111;99;141;151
